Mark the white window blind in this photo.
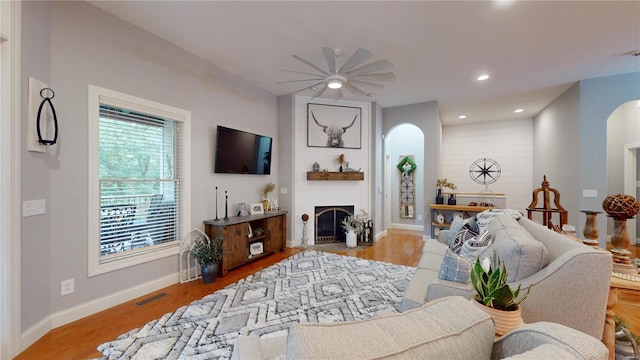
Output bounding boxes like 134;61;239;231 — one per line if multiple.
98;105;183;259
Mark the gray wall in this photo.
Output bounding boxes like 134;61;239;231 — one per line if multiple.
579;72;640;245
532;83;581;226
372;103;384;237
21;1;278;332
382;101;440;237
534;72;640;245
277;94;294;243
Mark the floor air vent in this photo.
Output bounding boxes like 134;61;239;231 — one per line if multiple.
135;292;168;307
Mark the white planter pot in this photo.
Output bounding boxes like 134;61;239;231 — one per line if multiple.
346;230;357;248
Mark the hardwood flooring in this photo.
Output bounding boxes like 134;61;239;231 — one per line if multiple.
14;232;640;359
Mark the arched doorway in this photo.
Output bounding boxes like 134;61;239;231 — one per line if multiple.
606;99;640;245
384;123;424;231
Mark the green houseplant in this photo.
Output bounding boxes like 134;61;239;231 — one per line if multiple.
191;234;224;284
469;256;531;335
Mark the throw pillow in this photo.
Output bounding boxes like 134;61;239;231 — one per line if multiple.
450;223;479;254
488;213;549;282
445;216;467;247
460;231;493;263
438;248;473;283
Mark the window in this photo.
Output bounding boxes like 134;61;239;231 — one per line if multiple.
88;86;191;276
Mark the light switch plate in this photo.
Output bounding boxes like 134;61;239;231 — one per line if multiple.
23;199;45;217
582;189;597;198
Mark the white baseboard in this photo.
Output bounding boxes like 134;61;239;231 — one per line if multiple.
375;230;386;240
389;223;424;231
20;272;179;353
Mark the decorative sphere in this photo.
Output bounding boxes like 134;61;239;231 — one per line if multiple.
301;214;309;221
602;194;640;219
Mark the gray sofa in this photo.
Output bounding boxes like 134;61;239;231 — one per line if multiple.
232;296;608;359
402;213;612;340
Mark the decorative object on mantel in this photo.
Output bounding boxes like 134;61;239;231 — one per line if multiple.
398;155;417;219
301;214;309;248
262;182;275;211
435;178;455;205
470;256;530;336
337;153;345;172
602;193;640;250
580;210;601;248
312;162;320;171
526;175;567;230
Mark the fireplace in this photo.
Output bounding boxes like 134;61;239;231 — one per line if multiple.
314;205;354;244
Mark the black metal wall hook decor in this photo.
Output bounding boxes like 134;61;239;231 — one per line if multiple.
36;87;58;145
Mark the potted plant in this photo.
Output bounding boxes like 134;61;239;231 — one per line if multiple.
341;209;368;248
337;154;346;172
191;234;224;284
469;256;531;335
262;182;275;211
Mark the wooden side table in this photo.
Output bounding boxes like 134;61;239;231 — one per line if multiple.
604;275;640;360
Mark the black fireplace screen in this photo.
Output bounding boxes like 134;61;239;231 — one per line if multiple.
314;205;354;244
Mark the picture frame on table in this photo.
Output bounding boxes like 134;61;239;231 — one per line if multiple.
249;203;264;215
307;103;362;149
237;203;248;216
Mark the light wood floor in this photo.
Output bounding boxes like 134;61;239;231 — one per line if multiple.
14;232;640;359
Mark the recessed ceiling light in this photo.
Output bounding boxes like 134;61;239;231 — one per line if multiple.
514;108;524;113
477;74;490;81
458;115;467;119
366;92;375;97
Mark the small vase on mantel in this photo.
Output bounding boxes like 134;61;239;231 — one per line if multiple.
471;300;523;336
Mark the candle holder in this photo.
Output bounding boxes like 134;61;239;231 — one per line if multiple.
580;210;601;248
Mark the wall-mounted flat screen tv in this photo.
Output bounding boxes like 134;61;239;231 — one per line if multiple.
214;126;272;175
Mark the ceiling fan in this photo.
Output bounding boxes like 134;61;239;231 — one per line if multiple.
279;47;396;101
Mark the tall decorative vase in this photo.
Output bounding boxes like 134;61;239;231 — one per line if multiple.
581;210;601;240
200;262;219;284
435;188;444;204
611;217;631;249
346;230;357;248
472;300;523;336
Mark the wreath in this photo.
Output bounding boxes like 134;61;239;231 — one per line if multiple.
397;156;417;175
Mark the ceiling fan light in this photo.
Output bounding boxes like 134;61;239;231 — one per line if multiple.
327;80;343;89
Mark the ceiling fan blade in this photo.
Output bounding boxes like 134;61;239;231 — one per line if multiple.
291;81;324;93
350;72;396;82
293;55;328;76
338;48;373;74
345;59;394;77
322;47;337;74
350;80;385;91
277;78;324;84
343;82;367;97
281;69;325;77
330;89;343;101
311;86;328;100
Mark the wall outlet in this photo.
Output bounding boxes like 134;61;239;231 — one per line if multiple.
582;189;597;198
61;278;74;296
417;215;423;221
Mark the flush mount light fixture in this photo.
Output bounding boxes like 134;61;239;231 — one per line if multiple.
514;108;524;113
327;79;343;89
477;74;490;81
458;115;467;119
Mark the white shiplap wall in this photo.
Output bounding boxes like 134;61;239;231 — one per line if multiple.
442;119;533;212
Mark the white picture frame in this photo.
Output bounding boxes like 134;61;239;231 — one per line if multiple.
249;203;264;215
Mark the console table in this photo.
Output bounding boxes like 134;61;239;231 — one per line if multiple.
429;204;497;236
604;274;640;360
204;211;287;276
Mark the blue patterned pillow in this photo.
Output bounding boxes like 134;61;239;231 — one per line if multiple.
445;216;467;247
438;248;473;283
450;223;480;254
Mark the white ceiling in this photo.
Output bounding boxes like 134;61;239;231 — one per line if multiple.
89;1;640;126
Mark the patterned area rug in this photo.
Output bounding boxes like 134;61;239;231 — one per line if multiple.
97;250;415;359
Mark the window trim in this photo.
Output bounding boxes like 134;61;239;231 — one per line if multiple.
88;85;191;277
